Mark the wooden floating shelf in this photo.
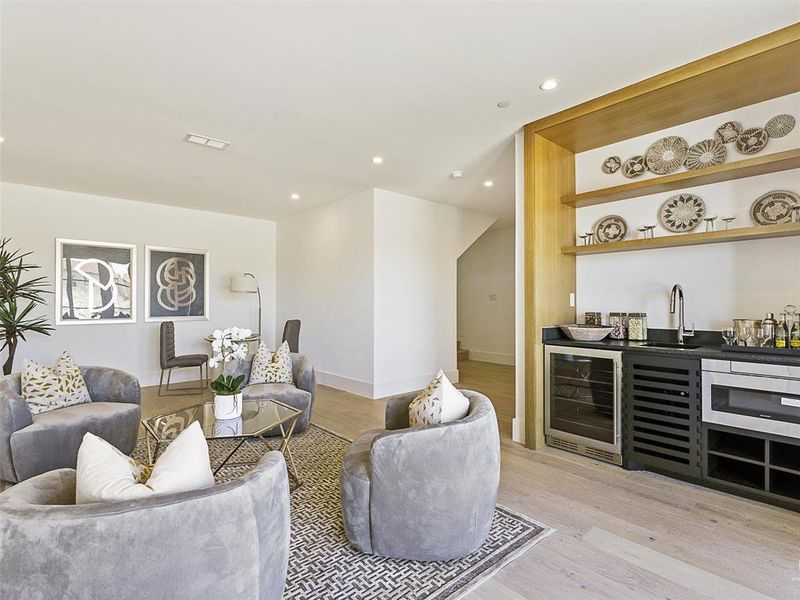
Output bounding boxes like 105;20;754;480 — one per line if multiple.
562;149;800;208
562;222;800;255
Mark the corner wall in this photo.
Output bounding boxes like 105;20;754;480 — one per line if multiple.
276;189;375;397
0;182;277;386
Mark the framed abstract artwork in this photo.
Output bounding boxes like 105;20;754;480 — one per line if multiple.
55;239;137;325
145;246;210;321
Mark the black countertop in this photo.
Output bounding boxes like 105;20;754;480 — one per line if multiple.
543;327;800;367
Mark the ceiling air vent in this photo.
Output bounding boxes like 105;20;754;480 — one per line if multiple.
183;132;230;150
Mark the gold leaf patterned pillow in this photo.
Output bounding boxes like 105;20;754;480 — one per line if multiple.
248;341;293;385
408;370;470;427
22;351;92;415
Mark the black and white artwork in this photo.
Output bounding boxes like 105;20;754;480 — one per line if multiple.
55;239;136;325
145;246;209;321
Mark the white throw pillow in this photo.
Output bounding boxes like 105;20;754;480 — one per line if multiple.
408;370;470;427
22;351;91;415
75;421;214;504
249;340;293;385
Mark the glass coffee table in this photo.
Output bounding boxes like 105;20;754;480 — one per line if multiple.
141;398;302;489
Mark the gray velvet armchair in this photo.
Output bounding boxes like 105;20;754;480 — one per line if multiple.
340;389;501;561
0;452;290;600
0;366;141;484
229;353;316;433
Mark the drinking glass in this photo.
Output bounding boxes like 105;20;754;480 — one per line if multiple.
703;216;717;232
752;327;768;348
722;216;736;230
721;327;735;346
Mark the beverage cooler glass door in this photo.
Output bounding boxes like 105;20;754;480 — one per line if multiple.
545;346;622;454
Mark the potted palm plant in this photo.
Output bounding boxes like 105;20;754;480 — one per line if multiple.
0;238;54;375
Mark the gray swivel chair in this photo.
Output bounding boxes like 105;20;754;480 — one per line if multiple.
0;452;290;600
227;353;316;433
340;390;500;561
159;321;209;395
0;367;141;485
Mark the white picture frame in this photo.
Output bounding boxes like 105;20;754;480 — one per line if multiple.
145;245;210;322
55;238;137;325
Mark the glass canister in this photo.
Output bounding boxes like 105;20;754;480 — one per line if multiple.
628;313;648;341
584;312;602;326
609;312;628;339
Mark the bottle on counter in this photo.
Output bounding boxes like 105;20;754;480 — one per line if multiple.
762;312;777;347
628;313;648;341
775;313;788;349
791;319;800;350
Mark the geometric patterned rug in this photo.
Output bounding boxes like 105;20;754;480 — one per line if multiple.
132;424;553;600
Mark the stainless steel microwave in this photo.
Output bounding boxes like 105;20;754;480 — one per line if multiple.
702;359;800;439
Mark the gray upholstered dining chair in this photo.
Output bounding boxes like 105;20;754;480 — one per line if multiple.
0;367;141;485
340;390;500;561
0;452;290;600
159;321;209;395
281;319;301;353
227;353;316;433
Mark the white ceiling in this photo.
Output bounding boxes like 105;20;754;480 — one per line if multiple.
1;2;797;228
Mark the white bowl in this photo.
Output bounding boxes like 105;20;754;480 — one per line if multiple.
558;324;613;342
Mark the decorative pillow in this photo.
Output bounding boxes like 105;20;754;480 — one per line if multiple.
408;370;470;428
76;421;214;504
249;340;293;385
22;351;91;415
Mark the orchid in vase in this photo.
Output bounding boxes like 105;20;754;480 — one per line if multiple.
208;327;252;419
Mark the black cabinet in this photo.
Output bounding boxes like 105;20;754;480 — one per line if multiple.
703;423;800;511
622;354;702;478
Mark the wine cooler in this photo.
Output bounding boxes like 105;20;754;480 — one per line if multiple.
544;346;623;465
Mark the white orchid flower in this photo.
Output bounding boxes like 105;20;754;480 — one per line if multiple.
212;329;223;339
208;357;219;368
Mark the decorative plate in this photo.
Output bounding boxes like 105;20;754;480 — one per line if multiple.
622;155;647;178
715;121;743;144
750;190;799;225
659;193;706;233
593;215;628;243
645;136;689;174
685;139;727;170
601;156;621;174
765;114;795;138
735;127;769;155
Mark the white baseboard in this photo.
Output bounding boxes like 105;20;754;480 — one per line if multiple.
512;417;525;444
315;370;375;399
464;350;515;366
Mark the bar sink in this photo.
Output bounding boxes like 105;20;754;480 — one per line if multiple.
641;342;702;350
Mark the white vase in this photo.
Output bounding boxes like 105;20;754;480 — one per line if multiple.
214;392;243;420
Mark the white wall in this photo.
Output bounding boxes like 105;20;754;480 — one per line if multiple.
372;189;495;397
0;182;277;385
575;92;800;330
276;188;494;399
457;226;515;365
276;190;375;396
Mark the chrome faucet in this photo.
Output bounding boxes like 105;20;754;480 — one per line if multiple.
669;284;695;344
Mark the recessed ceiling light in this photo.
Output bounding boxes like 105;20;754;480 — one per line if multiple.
0;136;4;143
483;180;494;188
450;170;464;179
539;79;559;91
496;100;510;109
372;156;384;165
183;132;230;150
290;193;300;200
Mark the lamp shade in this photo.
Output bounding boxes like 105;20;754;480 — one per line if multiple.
230;275;258;293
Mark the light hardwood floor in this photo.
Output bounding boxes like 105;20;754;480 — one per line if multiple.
142;360;800;600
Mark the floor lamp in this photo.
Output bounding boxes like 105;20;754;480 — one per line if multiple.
230;272;261;337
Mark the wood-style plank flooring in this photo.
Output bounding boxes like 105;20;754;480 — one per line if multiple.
142;360;800;600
